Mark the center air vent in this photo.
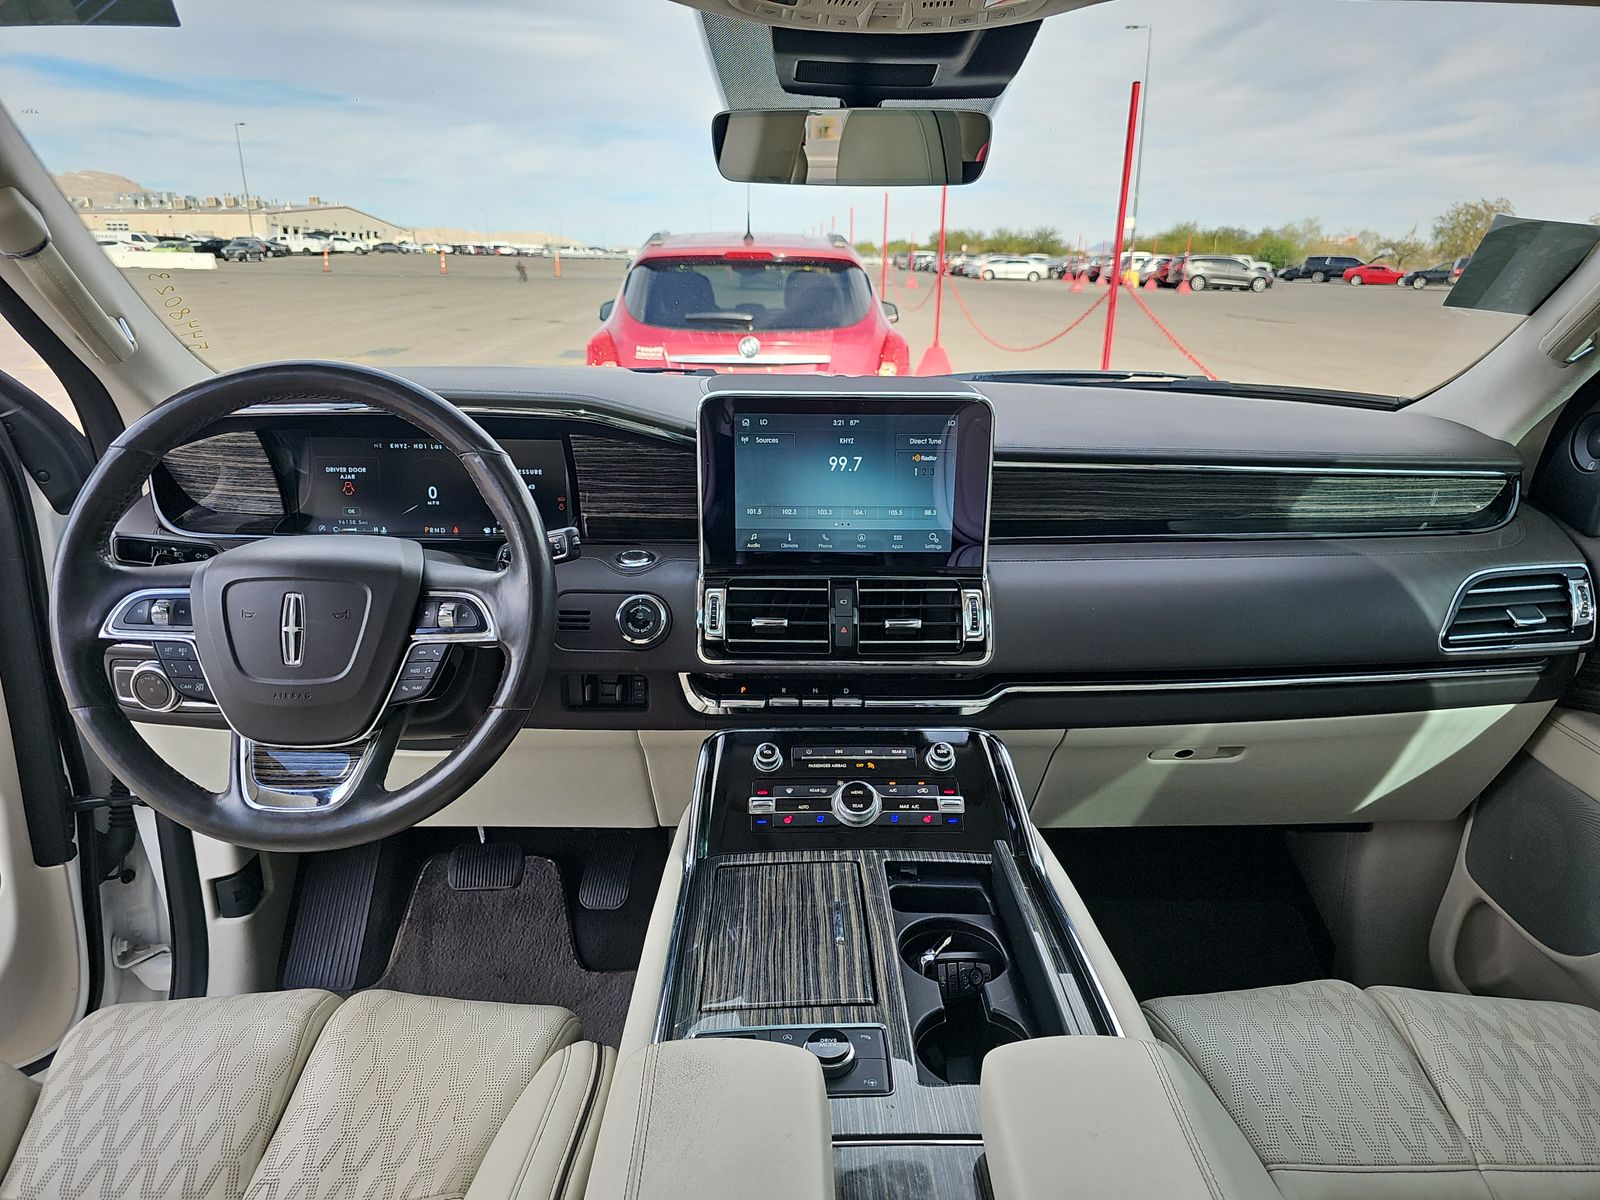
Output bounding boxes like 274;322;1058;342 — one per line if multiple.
557;608;592;633
1442;567;1596;652
858;580;964;654
724;580;831;656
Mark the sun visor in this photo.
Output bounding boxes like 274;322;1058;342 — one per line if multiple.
1;0;178;26
1446;215;1600;316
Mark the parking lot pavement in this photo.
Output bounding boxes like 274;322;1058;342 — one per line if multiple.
4;254;1522;417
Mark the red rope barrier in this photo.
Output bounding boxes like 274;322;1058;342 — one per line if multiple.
945;276;1107;353
1119;286;1218;380
887;273;936;313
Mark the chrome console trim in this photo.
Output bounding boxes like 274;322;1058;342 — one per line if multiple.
678;660;1549;716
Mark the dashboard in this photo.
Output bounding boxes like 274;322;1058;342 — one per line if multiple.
106;369;1591;742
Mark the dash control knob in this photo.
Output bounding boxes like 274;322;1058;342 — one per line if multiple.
128;664;180;713
834;780;882;827
752;742;784;773
804;1029;858;1079
926;741;957;772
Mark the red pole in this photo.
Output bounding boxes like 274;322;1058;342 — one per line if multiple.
1101;81;1142;371
879;192;890;295
916;185;953;376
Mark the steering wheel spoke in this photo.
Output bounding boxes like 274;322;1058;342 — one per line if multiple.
227;714;405;813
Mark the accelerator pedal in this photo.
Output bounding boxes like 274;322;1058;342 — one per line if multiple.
446;840;526;891
578;830;636;911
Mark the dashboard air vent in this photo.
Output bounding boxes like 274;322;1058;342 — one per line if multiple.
557;607;592;633
1442;567;1596;652
724;580;831;656
858;579;964;655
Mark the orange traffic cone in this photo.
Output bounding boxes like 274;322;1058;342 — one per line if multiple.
1143;271;1158;291
1176;276;1192;294
1070;272;1085;293
904;271;918;290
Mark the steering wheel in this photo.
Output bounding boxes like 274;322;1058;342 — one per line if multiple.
50;362;555;852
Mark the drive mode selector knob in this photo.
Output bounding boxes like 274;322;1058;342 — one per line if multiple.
926;741;957;772
804;1029;857;1079
753;742;783;773
834;780;881;827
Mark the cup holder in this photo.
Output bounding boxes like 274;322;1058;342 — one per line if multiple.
915;1012;1025;1085
898;921;1008;982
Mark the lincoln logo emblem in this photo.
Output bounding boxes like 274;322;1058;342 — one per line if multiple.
280;592;305;668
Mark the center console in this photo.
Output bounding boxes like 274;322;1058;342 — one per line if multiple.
650;726;1121;1197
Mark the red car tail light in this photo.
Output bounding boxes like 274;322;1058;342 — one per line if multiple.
587;330;620;367
878;333;910;377
723;250;775;261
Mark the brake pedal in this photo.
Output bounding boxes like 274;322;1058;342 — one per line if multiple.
446;841;525;891
578;831;635;911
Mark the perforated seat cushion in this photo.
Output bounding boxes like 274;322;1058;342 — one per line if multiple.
1146;981;1600;1200
0;989;341;1200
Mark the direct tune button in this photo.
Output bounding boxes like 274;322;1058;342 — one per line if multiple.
926;741;957;772
833;780;882;827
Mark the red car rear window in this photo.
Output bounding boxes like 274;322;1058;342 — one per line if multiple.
620;257;874;332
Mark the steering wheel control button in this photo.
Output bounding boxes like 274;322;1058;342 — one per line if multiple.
435;600;483;632
129;665;179;712
148;596;193;628
122;598;153;625
616;594;670;647
752;741;784;772
616;548;656;570
154;640;195;662
925;741;957;772
833;780;882;827
171;678;215;702
804;1030;857;1079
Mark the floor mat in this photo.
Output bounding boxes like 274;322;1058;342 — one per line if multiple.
1045;827;1334;1002
375;853;636;1046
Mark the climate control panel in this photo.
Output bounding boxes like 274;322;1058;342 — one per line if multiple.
704;730;1002;854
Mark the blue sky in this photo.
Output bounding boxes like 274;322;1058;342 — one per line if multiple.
0;0;1595;247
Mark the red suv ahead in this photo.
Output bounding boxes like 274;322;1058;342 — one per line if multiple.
587;232;909;376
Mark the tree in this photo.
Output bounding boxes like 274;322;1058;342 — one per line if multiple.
1432;198;1513;260
1252;235;1299;269
1382;227;1433;267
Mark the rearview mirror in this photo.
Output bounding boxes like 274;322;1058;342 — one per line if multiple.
882;300;900;323
712;108;991;187
598;300;614;321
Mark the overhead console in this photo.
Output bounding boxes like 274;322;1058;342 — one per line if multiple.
697;391;994;666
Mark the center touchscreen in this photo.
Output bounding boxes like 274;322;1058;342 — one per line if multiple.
732;411;958;554
699;394;993;572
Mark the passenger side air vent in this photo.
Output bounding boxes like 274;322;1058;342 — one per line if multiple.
557;607;593;633
1442;567;1596;652
858;579;963;655
724;580;831;656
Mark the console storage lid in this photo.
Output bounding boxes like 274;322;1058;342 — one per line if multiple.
588;1039;835;1200
980;1036;1277;1200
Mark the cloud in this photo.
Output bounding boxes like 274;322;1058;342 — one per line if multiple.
0;0;1594;247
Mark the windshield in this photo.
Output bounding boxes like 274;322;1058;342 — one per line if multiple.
0;0;1593;399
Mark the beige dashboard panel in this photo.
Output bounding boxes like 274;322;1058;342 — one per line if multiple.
1031;703;1551;827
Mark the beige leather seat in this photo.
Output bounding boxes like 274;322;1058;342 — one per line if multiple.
1144;980;1600;1200
0;989;612;1200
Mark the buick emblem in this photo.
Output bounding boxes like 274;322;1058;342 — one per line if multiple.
280;591;305;668
737;335;761;359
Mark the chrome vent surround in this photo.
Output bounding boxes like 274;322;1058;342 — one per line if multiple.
723;579;832;655
1441;566;1596;653
857;580;964;654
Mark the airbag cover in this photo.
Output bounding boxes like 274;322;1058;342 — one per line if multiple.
191;536;424;746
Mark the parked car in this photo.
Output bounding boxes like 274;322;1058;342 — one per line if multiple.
912;251;937;271
1343;262;1405;286
1401;257;1472;289
1180;255;1270;292
977;256;1045;281
262;237;290;257
1140;256;1172;285
372;242;403;253
1278;264;1305;281
220;237;271;262
191;237;231;258
279;232;331;254
326;235;368;254
1301;255;1365;282
587;231;909;375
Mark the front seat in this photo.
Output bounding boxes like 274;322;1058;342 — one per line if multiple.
0;989;612;1200
1143;979;1600;1199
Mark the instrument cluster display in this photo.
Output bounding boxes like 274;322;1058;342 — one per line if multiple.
299;436;571;536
